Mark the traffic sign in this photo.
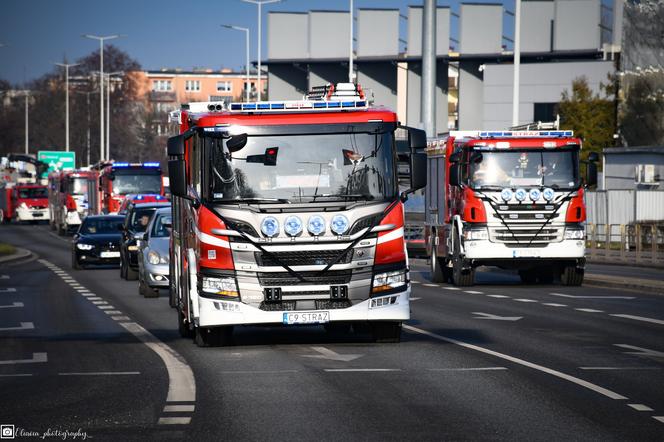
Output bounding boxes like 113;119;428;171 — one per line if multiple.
37;151;76;175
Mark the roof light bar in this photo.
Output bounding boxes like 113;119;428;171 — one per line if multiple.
228;99;368;113
112;162;161;168
451;130;574;139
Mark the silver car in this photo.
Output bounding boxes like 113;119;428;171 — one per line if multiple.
137;207;171;298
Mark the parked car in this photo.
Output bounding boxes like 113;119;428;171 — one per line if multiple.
137;207;171;298
119;201;170;280
71;215;124;269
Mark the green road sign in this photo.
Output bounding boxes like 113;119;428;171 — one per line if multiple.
38;151;76;176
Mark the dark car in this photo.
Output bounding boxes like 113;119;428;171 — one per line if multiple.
71;215;124;269
120;201;170;280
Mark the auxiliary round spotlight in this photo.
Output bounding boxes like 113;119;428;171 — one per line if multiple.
543;187;555;201
330;214;350;235
501;188;513;202
260;216;279;237
284;215;303;236
529;188;541;201
307;215;326;236
515;188;527;202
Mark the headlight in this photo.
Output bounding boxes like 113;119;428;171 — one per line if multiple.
564;228;585;240
76;243;94;250
261;216;279;237
529;188;541;201
501;188;513;202
307;215;326;236
201;276;239;298
147;251;168;265
18;202;28;210
284;215;303;236
127;245;139;251
330;214;349;235
515;188;527;202
463;227;489;241
372;268;408;294
542;188;555;201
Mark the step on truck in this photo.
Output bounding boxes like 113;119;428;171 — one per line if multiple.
167;83;427;346
425;129;598;287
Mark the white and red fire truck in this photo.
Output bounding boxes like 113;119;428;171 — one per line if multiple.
425;129;598;287
48;169;98;234
167;83;426;346
94;161;164;214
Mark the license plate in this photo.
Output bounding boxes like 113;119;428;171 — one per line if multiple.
283;311;329;325
100;251;120;258
512;249;540;258
32;212;43;217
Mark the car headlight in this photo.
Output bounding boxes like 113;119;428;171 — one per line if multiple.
542;188;555;201
76;243;94;250
529;188;541;201
147;251;168;265
201;276;239;298
261;216;279;237
372;268;407;294
18;202;28;210
501;188;513;202
330;214;349;235
127;245;139;251
463;227;489;241
564;228;585;240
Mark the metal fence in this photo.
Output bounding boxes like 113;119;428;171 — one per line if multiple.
586;223;664;265
586;190;664;225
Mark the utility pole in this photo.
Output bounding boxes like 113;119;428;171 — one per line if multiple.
54;61;80;152
74;90;93;166
24;92;29;154
421;0;437;137
512;0;521;127
349;0;354;83
242;0;281;101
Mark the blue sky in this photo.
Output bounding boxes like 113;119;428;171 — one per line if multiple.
0;0;518;85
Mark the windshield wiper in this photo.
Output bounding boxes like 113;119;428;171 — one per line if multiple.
218;197;291;204
302;193;373;201
474;185;504;191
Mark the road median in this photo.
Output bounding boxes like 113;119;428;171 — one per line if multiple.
0;245;33;265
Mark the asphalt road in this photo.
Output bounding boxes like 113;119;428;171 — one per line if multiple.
1;224;663;441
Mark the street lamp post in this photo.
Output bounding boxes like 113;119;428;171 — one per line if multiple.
512;0;521;127
105;72;123;161
222;24;250;102
83;34;121;162
54;62;80;152
242;0;281;101
24;92;29;154
74;91;93;165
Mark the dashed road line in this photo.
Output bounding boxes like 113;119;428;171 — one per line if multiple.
427;367;507;371
627;404;654;411
0;373;33;377
513;298;538;303
59;372;140;376
575;308;604;313
0;288;17;293
580;366;661;371
542;303;567;307
610;314;664;326
98;305;114;310
0;302;24;309
104;310;122;315
112;316;131;321
0;352;47;365
653;416;664;424
442;287;461;291
164;405;196;412
88;297;102;301
464;290;484;295
487;294;510;298
0;322;34;332
324;368;402;372
422;283;438;287
92;301;108;305
0;275;9;279
549;293;635;300
158;417;192;425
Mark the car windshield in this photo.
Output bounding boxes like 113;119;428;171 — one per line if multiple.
18;187;47;199
81;218;121;234
112;172;162;195
129;208;157;232
69;177;88;195
469;148;579;190
207;125;397;204
151;214;172;238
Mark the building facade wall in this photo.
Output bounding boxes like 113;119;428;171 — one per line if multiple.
605;152;664;190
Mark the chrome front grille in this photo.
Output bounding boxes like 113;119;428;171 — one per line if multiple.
487;198;565;247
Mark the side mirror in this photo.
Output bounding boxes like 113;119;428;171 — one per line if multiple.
408;128;427;150
167;134;186;157
470;152;483;163
449;164;461;187
168;159;187;198
588;152;599;163
400;153;427;201
449;151;461;163
134;232;145;241
227;133;248;152
586;162;598;188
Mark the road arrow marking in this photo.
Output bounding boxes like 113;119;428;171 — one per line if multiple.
0;302;24;309
0;322;34;331
550;293;635;300
303;346;363;362
614;344;664;361
472;312;523;321
0;352;47;365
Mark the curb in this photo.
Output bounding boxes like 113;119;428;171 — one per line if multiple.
583;274;664;295
0;247;33;265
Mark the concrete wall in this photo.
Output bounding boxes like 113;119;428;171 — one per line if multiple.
309;11;349;59
522;0;555;53
459;4;503;54
406;61;449;133
457;61;484;130
357;9;399;57
357;62;397;111
553;0;601;51
482;60;614;129
267;64;307;100
407;6;450;56
267;12;309;60
605;153;664;190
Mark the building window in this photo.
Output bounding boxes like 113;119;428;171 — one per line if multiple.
533;102;558;123
216;81;232;93
635;164;659;184
155;102;174;114
185;80;201;92
152;80;172;91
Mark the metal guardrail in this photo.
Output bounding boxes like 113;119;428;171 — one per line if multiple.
586;223;664;265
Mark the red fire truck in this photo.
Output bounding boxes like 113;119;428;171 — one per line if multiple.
167;83;426;346
95;162;163;214
48;170;99;234
425;129;598;287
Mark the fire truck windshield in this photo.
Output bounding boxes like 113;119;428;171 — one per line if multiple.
18;187;47;199
468;148;579;190
112;171;162;195
69;177;88;195
207;125;397;204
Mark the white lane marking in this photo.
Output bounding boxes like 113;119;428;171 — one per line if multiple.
410;297;422;301
303;346;363;362
543;303;567;307
164;405;195;412
410;280;421;284
464;290;484;295
580;367;661;371
59;372;140;376
0;373;32;377
404;324;628;400
0;275;9;279
422;283;438;287
442;287;461;291
0;352;47;365
98;305;114;310
627;404;654;411
549;293;635;300
614;344;664;359
112;316;131;321
653;416;664;424
216;370;299;374
76;289;91;293
87;297;102;301
472;312;523;321
158;417;192;425
487;294;510;298
0;302;24;309
0;322;34;332
575;308;604;313
80;293;94;297
104;310;122;315
118;321;196;404
0;288;17;293
324;368;402;372
513;298;538;303
610;314;664;326
92;301;108;305
427;367;508;371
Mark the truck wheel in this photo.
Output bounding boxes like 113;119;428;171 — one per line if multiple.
195;326;232;347
126;265;138;281
561;266;584;286
430;251;447;283
452;234;474;286
518;269;537;284
177;309;194;338
371;321;402;343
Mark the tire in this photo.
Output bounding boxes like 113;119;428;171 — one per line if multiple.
518;269;537;284
71;253;81;270
194;326;233;347
178;309;194;338
126;264;138;281
430;250;447;283
452;232;474;287
561;265;584;286
140;279;159;298
371;321;402;343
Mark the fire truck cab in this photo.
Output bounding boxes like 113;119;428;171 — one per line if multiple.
167;83;426;346
97;162;163;214
49;170;98;234
426;130;598;286
11;184;50;223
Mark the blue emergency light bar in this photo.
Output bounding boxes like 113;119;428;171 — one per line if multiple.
478;130;574;138
229;99;368;113
113;162;161;168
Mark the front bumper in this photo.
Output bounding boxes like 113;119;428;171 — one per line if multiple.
144;262;169;288
463;238;585;260
75;249;121;265
65;211;83;227
16;207;49;221
197;287;411;327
